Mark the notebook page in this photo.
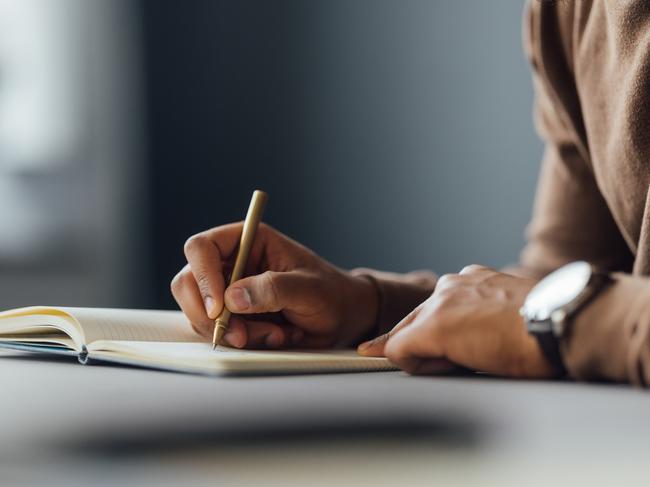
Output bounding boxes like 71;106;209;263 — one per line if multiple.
60;308;202;345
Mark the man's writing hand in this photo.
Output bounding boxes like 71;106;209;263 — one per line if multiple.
172;223;377;349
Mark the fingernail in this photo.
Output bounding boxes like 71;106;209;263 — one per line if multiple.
358;334;387;352
226;287;252;311
204;296;216;317
357;339;373;352
266;332;283;348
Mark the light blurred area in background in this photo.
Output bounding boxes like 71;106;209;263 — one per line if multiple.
0;0;540;311
0;0;147;308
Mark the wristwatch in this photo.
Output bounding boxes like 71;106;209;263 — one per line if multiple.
520;261;612;374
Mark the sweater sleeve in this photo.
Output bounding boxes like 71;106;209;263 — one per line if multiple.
521;2;638;383
563;274;650;386
350;268;437;336
519;0;633;278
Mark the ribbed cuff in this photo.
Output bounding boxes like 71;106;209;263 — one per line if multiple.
350;268;437;337
561;274;650;385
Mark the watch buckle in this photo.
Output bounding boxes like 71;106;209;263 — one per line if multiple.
550;309;567;336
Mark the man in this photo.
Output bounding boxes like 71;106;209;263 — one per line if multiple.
171;1;650;386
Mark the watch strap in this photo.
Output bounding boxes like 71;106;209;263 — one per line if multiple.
531;324;567;375
524;267;613;377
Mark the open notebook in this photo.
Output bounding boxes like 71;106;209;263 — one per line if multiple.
0;307;396;375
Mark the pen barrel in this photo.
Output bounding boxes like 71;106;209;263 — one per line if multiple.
217;309;232;323
228;190;268;285
213;190;267;347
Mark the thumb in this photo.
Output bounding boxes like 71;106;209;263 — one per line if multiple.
224;270;306;314
357;301;425;356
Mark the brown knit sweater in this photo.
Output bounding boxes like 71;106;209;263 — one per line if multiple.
355;0;650;386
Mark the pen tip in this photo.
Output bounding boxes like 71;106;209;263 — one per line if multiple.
212;322;226;350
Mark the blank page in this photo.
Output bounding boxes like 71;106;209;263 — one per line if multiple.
60;308;202;344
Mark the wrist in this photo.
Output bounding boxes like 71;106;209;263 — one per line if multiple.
342;273;379;346
560;278;628;382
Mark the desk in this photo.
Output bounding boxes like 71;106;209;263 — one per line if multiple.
1;351;649;486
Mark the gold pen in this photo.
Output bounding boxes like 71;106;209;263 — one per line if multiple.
212;190;268;349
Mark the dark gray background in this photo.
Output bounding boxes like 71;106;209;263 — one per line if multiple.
141;0;542;308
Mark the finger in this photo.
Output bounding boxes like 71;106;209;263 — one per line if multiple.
224;270;320;319
215;317;286;350
184;222;272;317
383;314;446;374
170;265;214;338
202;222;274;277
357;301;425;356
220;316;248;349
183;232;229;319
236;320;291;349
228;318;329;350
215;316;302;350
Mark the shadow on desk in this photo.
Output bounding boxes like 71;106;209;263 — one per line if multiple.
53;414;484;460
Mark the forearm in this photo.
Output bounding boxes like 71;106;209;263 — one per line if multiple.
562;274;650;385
350;268;437;336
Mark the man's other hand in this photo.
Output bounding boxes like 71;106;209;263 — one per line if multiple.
358;265;557;379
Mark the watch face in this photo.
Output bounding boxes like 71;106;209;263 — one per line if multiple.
523;261;592;321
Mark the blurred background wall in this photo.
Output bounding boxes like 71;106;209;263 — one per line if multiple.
0;0;542;310
141;0;542;308
0;0;147;309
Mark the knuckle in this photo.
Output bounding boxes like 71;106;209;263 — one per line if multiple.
183;233;207;257
170;271;184;295
194;272;211;296
170;268;192;295
262;271;281;307
459;264;485;275
436;273;460;289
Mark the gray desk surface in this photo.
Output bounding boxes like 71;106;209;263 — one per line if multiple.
1;351;649;486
